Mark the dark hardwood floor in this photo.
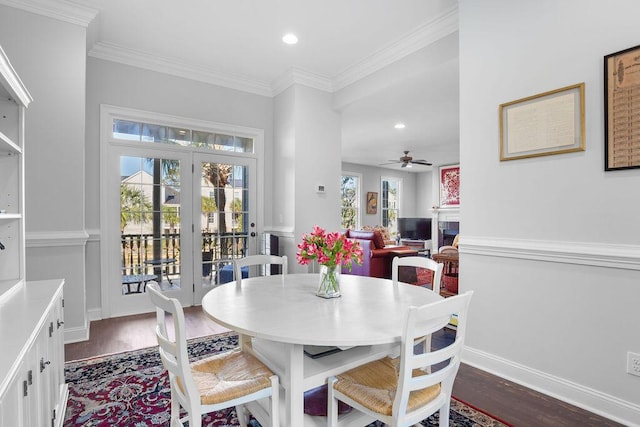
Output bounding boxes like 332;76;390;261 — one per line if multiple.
65;307;623;427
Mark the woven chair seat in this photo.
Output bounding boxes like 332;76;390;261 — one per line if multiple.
180;349;274;405
334;356;441;416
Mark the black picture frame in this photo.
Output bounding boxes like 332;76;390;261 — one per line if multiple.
604;44;640;171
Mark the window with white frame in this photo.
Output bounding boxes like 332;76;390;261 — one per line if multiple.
381;177;400;236
341;173;361;230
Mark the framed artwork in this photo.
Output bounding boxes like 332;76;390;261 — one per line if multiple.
366;192;378;214
439;165;460;207
499;83;585;161
604;44;640;170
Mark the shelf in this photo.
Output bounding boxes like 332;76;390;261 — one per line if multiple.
0;213;21;220
0;130;20;154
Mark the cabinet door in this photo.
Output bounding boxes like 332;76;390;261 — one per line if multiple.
37;318;56;427
51;295;65;424
0;360;27;427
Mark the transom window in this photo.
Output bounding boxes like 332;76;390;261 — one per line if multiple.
112;119;254;153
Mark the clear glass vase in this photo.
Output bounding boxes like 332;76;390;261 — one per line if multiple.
317;265;341;298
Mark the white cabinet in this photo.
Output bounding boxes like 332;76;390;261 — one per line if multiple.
0;280;67;427
0;47;67;426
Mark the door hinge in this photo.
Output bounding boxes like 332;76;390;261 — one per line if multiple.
192;163;194;173
192;283;195;292
192;223;194;233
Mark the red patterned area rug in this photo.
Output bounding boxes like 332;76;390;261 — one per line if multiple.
64;333;511;426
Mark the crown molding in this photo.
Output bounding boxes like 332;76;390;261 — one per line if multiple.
271;67;333;96
76;3;455;97
0;0;99;27
333;4;458;91
88;41;274;98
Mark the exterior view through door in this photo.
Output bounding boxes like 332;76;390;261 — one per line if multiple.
194;154;256;301
102;105;261;317
118;155;257;306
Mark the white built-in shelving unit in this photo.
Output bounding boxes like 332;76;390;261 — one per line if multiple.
0;44;30;299
0;45;68;427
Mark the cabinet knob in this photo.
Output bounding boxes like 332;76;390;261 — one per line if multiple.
57;319;64;328
40;358;51;373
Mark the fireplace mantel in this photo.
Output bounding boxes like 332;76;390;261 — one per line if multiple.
431;207;460;253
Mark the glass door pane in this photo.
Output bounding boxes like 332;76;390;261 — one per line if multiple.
194;154;256;301
106;143;193;317
120;156;182;294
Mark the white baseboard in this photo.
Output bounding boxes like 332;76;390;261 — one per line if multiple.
64;324;89;344
87;307;102;322
463;346;640;427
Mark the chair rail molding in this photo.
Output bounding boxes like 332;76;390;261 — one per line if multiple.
264;225;295;239
26;230;90;248
460;235;640;270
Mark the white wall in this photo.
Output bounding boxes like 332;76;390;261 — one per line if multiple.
459;0;640;424
0;6;89;341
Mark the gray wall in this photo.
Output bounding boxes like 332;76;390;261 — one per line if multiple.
0;6;89;341
460;0;640;423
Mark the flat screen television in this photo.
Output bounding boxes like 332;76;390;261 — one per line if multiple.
398;217;432;240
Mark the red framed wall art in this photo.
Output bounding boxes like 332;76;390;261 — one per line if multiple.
439;164;460;207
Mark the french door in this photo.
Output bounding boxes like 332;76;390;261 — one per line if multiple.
105;148;256;317
192;153;257;301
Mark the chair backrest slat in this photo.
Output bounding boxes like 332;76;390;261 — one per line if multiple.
234;254;288;286
394;291;473;420
392;256;444;293
147;283;200;404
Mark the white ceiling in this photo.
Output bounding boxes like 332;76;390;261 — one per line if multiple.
86;0;460;171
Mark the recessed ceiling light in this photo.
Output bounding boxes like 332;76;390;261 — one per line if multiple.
394;123;405;129
282;33;298;45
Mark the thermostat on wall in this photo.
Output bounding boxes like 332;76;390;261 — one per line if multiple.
316;185;325;193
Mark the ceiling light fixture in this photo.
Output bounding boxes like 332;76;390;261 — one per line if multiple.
282;33;298;45
394;123;405;129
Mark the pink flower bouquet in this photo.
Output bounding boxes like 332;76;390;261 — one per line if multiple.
296;226;363;270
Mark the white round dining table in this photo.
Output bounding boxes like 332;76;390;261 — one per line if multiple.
201;273;442;427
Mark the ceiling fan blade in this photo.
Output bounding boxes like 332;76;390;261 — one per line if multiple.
412;160;433;166
379;161;402;165
401;162;408;168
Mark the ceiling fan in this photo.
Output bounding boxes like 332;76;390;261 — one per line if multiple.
382;151;432;168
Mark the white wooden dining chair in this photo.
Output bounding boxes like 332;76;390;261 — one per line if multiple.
147;283;279;427
391;256;445;360
392;256;444;294
328;291;474;427
234;254;288;286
